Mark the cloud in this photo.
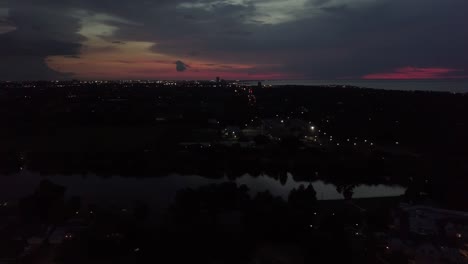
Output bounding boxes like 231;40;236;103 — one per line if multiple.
0;8;16;34
0;21;16;34
175;60;189;72
0;3;83;80
1;0;468;80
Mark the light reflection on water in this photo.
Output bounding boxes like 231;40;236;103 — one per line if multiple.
0;171;406;207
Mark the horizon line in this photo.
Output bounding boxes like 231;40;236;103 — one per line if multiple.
2;78;468;82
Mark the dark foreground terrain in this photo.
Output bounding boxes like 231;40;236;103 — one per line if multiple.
1;81;468;263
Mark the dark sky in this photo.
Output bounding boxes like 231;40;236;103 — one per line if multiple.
0;0;467;80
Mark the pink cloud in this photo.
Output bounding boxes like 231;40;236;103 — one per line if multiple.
362;67;465;80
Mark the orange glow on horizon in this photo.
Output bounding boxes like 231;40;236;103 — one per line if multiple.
45;13;295;81
47;54;292;80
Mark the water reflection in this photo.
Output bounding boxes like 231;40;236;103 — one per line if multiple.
0;170;405;207
235;173;406;200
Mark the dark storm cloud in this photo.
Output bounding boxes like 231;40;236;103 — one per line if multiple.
1;0;467;80
0;2;83;80
122;0;468;78
176;60;189;72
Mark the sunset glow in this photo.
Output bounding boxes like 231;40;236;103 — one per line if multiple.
1;0;468;80
363;67;465;80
